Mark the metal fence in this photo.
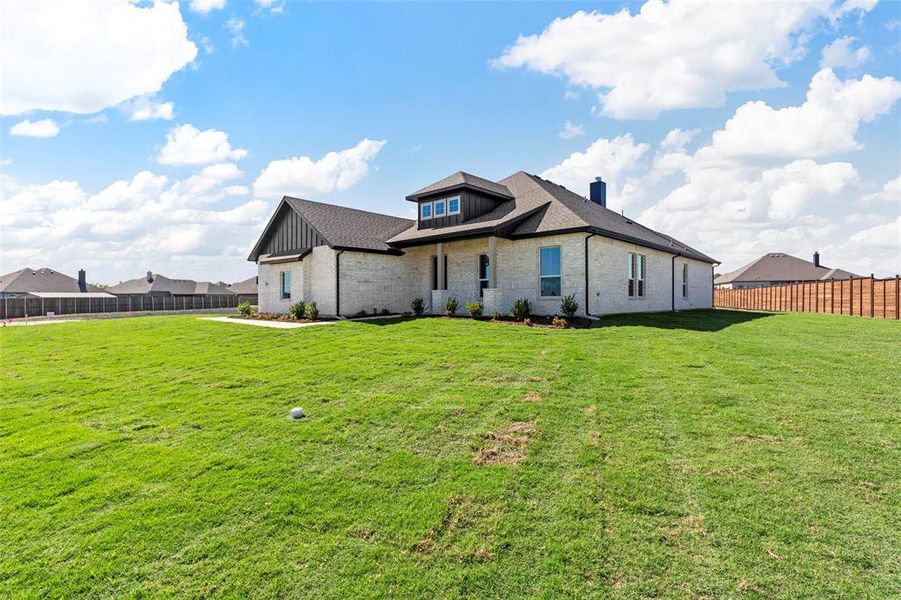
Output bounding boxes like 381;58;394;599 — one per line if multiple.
714;276;900;319
2;294;240;320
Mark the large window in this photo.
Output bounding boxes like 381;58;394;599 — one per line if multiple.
539;246;561;297
479;254;490;296
628;253;646;298
682;263;688;298
447;196;461;215
420;202;432;220
433;199;446;217
280;271;291;299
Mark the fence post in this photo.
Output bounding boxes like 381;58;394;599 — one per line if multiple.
870;274;874;318
896;275;899;320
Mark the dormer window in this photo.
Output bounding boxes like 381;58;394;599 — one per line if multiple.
434;199;446;217
420;202;432;220
447;196;461;215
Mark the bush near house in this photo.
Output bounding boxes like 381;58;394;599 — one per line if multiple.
1;311;898;597
237;301;253;316
560;295;578;318
305;301;319;320
411;297;425;315
511;298;531;321
466;302;483;317
444;297;459;317
289;301;306;320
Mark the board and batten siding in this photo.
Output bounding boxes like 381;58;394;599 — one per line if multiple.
417;190;502;230
260;205;328;256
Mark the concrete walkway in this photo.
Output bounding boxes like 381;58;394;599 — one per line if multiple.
200;317;338;329
4;319;84;327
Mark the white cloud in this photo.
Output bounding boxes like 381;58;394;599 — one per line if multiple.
253;138;386;198
157;125;248;166
492;1;876;119
659;128;700;153
558;121;585;139
820;36;870;69
862;176;901;204
121;96;175;121
0;168;268;283
703;69;901;161
254;0;285;14
9;119;60;138
848;217;900;250
564;90;580;100
189;0;226;14
0;0;197;115
225;18;248;48
540;134;650;210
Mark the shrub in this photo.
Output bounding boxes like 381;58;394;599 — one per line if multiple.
444;296;459;316
237;301;253;316
552;316;569;329
523;318;532;327
466;302;483;317
511;298;532;321
381;307;390;316
354;309;368;318
560;294;578;318
411;297;425;315
305;301;319;320
289;301;306;320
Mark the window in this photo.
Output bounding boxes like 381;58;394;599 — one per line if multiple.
539;246;561;297
280;271;291;299
628;253;646;298
431;255;448;290
420;202;432;220
433;199;446;217
447;196;461;215
479;254;490;296
682;263;688;298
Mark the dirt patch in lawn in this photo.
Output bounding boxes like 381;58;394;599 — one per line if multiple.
414;496;496;563
523;391;542;403
474;420;536;466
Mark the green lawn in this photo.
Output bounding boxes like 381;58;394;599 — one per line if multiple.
1;311;899;598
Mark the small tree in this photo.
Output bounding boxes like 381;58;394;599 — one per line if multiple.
511;298;532;321
411;297;425;315
466;302;483;317
289;301;305;320
305;301;319;320
444;296;459;317
560;294;578;318
237;300;253;316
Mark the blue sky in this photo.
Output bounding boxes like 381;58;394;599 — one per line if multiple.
1;0;899;284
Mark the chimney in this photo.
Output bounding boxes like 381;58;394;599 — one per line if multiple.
78;269;87;293
589;177;606;208
146;270;154;283
813;251;820;268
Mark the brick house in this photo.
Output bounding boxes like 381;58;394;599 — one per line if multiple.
248;171;718;317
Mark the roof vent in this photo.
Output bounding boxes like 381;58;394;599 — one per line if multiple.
146;271;154;283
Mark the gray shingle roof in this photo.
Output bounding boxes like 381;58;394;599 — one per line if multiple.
716;253;859;284
228;276;258;294
405;171;514;201
389;171;716;263
283;197;414;252
108;273;235;295
0;267;105;294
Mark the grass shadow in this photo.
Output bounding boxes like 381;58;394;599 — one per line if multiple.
591;309;773;332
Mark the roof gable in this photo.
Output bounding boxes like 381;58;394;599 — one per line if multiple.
716;253;859;283
405;171;514;202
0;267;104;294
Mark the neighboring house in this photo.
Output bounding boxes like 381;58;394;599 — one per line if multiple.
715;252;859;289
228;276;259;304
108;272;236;307
248;171;718;317
0;267;111;299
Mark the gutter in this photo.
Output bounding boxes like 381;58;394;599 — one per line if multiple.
584;232;597;317
671;253;682;311
335;249;344;317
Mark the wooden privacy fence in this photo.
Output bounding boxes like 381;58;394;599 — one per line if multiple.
714;276;900;319
2;294;239;320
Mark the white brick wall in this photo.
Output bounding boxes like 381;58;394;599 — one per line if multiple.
256;234;713;317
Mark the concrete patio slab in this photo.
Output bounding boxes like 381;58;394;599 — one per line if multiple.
200;317;337;329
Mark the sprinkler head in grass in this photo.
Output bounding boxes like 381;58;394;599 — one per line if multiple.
290;407;305;420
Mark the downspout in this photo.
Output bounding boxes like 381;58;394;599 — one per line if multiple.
671;253;682;312
584;232;597;317
335;249;344;317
